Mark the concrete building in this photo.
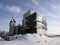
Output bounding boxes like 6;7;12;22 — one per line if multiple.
9;17;16;36
9;17;23;36
22;10;47;35
16;24;23;35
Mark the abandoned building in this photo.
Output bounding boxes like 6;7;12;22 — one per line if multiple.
9;10;47;36
9;17;22;36
22;10;47;35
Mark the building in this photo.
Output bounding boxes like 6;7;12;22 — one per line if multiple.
9;17;23;36
9;10;47;36
9;17;16;36
16;24;23;35
22;10;47;35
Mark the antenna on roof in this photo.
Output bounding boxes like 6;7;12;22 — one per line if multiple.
12;16;13;19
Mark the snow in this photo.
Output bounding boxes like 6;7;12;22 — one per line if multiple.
0;33;60;45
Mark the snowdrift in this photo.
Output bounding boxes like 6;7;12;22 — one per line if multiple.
0;33;60;45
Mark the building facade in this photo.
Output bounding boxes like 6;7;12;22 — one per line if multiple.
16;24;23;35
22;10;47;35
9;17;16;36
9;17;23;36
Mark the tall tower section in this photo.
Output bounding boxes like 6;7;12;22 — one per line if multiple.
9;17;16;36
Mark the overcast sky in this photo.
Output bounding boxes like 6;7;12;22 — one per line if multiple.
0;0;60;35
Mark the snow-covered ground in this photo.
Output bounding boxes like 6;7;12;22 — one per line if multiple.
0;33;60;45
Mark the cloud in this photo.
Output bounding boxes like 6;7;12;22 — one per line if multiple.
32;0;60;19
47;21;60;26
0;4;21;14
6;6;21;13
32;0;40;6
47;27;60;35
49;3;60;9
47;12;60;19
51;21;60;25
45;2;60;19
47;2;60;13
